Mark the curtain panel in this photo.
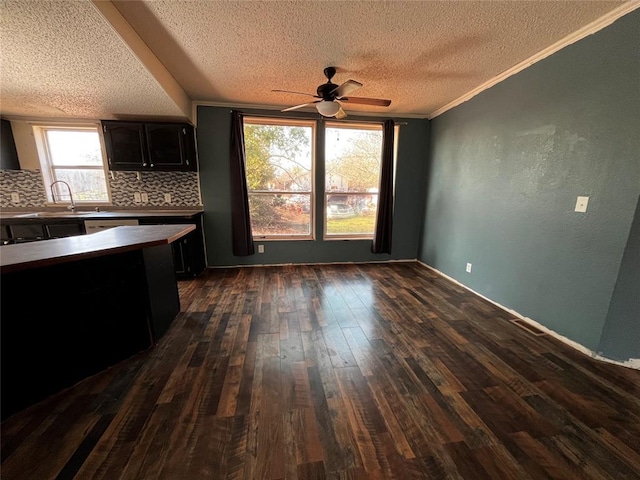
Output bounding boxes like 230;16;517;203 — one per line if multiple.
372;119;394;254
229;110;255;256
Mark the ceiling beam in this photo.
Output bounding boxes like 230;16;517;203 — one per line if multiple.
90;0;193;123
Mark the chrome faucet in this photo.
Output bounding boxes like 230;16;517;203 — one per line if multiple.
50;180;76;211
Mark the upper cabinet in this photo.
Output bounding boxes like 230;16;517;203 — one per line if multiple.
102;120;197;172
1;119;21;170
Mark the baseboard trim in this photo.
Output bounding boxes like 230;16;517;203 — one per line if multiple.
205;258;417;269
416;261;640;371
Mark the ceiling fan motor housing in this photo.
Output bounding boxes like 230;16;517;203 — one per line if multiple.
317;82;339;100
318;66;339;100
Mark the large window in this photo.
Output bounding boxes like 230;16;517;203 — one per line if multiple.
325;123;383;238
34;125;110;204
243;118;315;239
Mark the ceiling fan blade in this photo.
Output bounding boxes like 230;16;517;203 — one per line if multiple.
334;107;347;120
331;80;362;98
272;89;319;98
281;101;320;112
339;96;391;107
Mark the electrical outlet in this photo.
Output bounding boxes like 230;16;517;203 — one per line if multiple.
141;192;149;203
258;244;265;253
575;196;589;213
10;192;20;203
164;193;172;204
134;192;141;203
466;263;472;273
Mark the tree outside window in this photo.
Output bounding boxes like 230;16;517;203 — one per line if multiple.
243;118;315;239
325;123;383;238
34;126;110;204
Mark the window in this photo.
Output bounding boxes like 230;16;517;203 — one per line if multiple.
325;123;384;238
243;117;315;239
34;125;110;204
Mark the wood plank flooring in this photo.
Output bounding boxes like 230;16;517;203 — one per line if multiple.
2;262;639;479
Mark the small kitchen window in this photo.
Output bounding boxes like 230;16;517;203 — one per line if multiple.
33;125;111;204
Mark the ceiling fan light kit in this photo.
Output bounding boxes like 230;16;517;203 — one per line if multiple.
316;100;341;116
273;66;391;119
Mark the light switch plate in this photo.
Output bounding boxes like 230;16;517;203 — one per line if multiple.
10;192;20;203
134;192;141;203
575;196;589;213
141;192;149;203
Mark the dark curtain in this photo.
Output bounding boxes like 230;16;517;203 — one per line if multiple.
372;119;395;254
229;110;255;256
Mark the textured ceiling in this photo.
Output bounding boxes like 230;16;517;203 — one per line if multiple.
0;0;184;119
0;1;637;121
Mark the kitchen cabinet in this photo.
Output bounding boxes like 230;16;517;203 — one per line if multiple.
1;119;21;170
5;220;85;243
1;212;206;277
8;223;46;243
138;213;206;278
102;120;197;172
45;222;85;239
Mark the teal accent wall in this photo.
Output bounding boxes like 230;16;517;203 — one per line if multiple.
418;10;639;357
196;107;429;266
599;195;640;361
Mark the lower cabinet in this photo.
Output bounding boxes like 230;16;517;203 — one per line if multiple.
138;214;206;278
1;213;206;278
7;220;85;243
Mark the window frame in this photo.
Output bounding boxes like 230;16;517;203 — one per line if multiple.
243;116;317;241
32;123;112;205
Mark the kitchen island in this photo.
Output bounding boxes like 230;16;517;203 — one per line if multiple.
0;208;207;278
0;224;195;421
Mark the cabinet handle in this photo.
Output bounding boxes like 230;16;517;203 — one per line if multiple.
182;128;186;135
143;162;148;167
150;163;155;168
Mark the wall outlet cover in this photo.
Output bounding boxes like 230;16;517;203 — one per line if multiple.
134;192;141;203
575;196;589;213
10;192;20;203
164;193;172;204
141;192;149;203
258;244;265;253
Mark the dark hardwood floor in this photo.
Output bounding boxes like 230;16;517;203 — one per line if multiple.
2;262;639;479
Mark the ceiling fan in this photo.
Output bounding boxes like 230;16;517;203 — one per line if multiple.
273;66;391;119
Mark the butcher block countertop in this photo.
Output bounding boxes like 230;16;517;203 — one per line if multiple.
0;224;195;273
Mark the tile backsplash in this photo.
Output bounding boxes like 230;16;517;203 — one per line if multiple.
0;170;47;207
110;171;201;207
0;169;201;208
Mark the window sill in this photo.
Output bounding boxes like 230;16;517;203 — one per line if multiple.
252;236;315;242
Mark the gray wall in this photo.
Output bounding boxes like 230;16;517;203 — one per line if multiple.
599;194;640;361
196;107;429;266
419;10;639;356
